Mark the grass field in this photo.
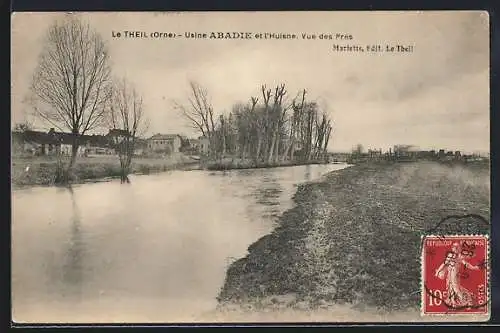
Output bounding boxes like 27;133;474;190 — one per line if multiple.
11;153;199;188
217;160;490;313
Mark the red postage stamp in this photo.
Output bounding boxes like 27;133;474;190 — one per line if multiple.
421;235;489;315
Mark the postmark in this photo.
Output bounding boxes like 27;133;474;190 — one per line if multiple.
421;234;489;316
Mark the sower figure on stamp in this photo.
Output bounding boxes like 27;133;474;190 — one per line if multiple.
434;242;480;308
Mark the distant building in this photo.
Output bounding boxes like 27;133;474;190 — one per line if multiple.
107;128;130;141
391;144;419;160
84;133;114;155
388;145;442;161
178;136;194;153
393;144;417;157
47;128;112;156
189;138;200;150
133;139;148;156
46;128;80;156
198;136;210;155
368;149;383;158
147;134;182;154
12;129;62;156
20;128;90;156
415;150;436;159
11;128;147;156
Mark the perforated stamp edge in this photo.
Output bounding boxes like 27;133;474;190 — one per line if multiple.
419;234;490;318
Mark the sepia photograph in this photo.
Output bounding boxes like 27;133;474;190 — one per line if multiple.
11;11;490;323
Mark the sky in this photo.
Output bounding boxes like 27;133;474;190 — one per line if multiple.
11;11;490;153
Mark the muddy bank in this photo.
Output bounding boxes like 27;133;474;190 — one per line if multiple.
217;161;490;313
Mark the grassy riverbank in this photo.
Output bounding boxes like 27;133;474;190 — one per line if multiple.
11;153;199;188
217;160;490;314
204;157;328;171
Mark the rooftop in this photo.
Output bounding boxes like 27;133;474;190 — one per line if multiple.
149;133;181;140
108;128;131;137
12;129;113;147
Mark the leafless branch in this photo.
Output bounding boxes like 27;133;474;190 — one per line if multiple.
28;16;112;136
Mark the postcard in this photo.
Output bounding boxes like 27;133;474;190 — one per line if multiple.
11;11;490;323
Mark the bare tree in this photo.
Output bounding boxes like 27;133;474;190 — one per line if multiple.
219;114;226;157
232;98;259;160
322;121;333;160
287;89;306;161
228;85;334;165
174;80;334;168
108;77;149;183
174;81;217;157
28;15;113;178
267;84;288;164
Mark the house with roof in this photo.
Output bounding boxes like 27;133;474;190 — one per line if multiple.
107;128;131;146
12;129;60;156
198;136;210;155
147;134;183;154
47;128;97;156
82;129;147;156
133;138;148;156
80;132;114;155
189;138;200;151
103;128;131;155
393;144;419;157
12;128;117;156
106;129;150;156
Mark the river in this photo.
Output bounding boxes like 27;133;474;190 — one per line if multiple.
12;163;349;323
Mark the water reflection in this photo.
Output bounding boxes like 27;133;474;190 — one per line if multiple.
61;186;84;300
255;173;282;205
254;173;283;222
305;164;312;181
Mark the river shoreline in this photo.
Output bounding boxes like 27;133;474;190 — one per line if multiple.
10;154;203;189
216;160;490;315
203;158;330;171
11;154;336;189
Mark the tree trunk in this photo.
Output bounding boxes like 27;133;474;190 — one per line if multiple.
240;142;246;159
255;136;262;163
268;113;281;164
221;133;226;157
117;137;134;184
123;158;131;183
288;122;296;161
267;132;277;164
208;134;217;160
323;125;332;161
306;111;314;161
241;136;249;160
273;131;280;163
119;159;126;183
289;139;295;161
65;133;80;183
69;143;79;169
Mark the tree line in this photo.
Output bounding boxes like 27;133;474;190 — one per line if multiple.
175;82;334;164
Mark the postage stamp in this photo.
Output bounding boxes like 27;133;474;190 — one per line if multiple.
421;235;489;316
